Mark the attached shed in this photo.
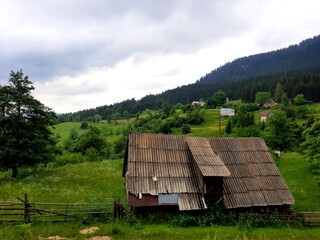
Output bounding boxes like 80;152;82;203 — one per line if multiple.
123;133;294;212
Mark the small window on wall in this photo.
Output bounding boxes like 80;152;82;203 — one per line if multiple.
158;194;178;204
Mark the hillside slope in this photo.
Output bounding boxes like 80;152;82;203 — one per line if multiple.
199;35;320;84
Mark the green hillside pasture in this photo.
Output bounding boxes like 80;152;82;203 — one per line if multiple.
54;121;129;147
190;109;229;137
0;160;125;203
308;102;320;118
276;152;320;211
53;121;87;144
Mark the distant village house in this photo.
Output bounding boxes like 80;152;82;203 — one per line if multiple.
263;99;277;108
261;110;272;122
192;101;205;107
220;108;235;117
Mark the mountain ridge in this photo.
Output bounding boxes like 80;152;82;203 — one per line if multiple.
198;35;320;84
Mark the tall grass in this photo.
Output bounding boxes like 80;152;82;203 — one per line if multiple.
0;160;125;203
1;222;320;240
190;109;228;137
276;152;320;211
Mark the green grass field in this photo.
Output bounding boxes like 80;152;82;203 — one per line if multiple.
276;152;320;211
1;222;320;240
0;160;125;203
189;109;229;137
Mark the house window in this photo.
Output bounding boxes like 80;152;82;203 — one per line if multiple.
158;194;178;204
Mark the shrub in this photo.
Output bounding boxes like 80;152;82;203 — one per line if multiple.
50;153;85;167
181;124;191;134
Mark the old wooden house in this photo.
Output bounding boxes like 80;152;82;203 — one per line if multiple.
123;133;294;213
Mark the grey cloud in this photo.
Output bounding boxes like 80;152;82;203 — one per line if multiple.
1;0;260;84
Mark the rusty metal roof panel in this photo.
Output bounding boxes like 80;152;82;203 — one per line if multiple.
277;189;295;205
249;191;267;206
187;138;230;177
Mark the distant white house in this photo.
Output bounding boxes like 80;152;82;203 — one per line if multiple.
192;101;205;107
220;108;235;117
261;110;272;122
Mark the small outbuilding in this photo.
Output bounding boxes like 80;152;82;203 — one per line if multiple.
263;99;277;108
220;108;235;117
123;133;294;213
261;110;272;122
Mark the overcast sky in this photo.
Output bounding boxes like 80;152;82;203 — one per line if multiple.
1;0;319;113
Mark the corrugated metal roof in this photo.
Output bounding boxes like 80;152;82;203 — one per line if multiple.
124;133;294;210
187;138;230;177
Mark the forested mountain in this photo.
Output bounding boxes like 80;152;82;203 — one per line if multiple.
199;35;320;84
59;35;320;122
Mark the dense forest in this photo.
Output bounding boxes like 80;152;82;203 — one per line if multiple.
199;35;320;84
58;35;320;122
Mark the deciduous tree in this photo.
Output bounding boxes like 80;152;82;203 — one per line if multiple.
264;109;293;151
0;70;57;178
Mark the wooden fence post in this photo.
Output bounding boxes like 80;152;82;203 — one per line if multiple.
114;201;124;219
24;193;31;223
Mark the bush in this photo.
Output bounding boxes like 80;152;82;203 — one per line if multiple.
181;124;191;134
80;121;88;129
50;153;85;167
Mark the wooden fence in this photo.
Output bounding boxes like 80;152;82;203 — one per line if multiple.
0;194;124;223
300;212;320;227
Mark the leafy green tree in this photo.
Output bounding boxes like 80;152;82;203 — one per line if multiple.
264;109;293;151
302;121;320;163
225;120;232;135
206;97;217;108
69;128;79;140
255;92;272;106
293;94;306;105
186;109;204;124
74;126;106;156
112;111;121;123
93;114;102;123
296;106;309;119
281;93;290;106
80;121;88;129
123;111;131;122
233;126;260;137
87;116;93;122
302;121;320;185
181;124;191;134
161;103;173;118
114;136;127;158
213;90;227;107
160;121;172;134
0;70;57;178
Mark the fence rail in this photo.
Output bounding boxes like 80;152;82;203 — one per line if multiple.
0;194;123;223
299;212;320;227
